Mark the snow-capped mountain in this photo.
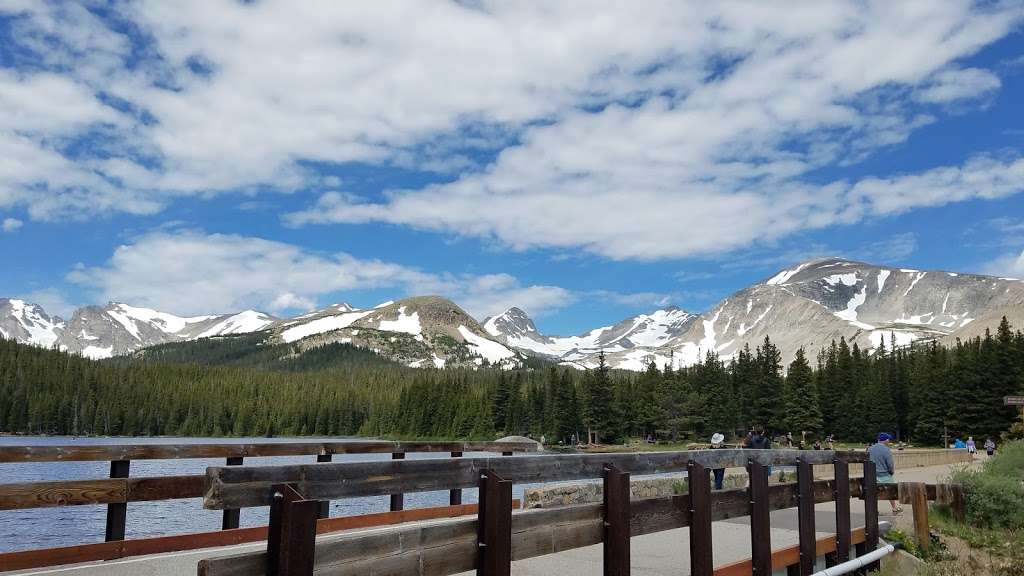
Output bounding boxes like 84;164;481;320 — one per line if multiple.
485;258;1024;370
483;306;700;369
4;257;1021;370
0;299;276;358
270;296;522;369
0;299;64;349
0;295;521;369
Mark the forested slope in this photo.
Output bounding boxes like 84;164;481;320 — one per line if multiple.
1;317;1021;444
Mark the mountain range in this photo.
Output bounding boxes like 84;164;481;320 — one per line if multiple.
2;257;1022;370
484;257;1024;369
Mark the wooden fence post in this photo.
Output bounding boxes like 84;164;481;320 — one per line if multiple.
688;461;713;576
267;483;318;576
857;461;879;574
316;454;332;519
477;469;512;576
950;484;966;523
222;456;243;529
748;461;771;576
450;451;463;505
603;464;630;576
834;459;852;564
104;460;130;542
904;482;930;552
796;459;816;576
390;452;405;512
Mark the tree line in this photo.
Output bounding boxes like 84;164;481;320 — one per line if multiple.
0;318;1021;445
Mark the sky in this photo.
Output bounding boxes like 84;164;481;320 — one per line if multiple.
1;1;1024;335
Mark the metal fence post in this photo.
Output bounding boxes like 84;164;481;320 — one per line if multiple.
477;469;512;576
104;459;130;541
222;456;244;529
450;451;463;505
316;454;332;519
603;464;630;576
390;452;405;511
267;483;318;576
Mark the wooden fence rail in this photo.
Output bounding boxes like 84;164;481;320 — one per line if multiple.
199;450;891;576
0;440;536;548
200;450;965;576
0;440;538;463
203;448;868;510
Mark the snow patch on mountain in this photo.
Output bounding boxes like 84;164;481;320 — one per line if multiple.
737;304;773;336
903;271;927;296
281;310;373;343
376;307;422;336
876;270;890;293
766;262;810;285
834;285;873;329
197;311;275;337
458;325;516;365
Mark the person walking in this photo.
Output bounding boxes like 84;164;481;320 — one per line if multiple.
966;436;976;455
710;433;726;490
984;437;996;457
868;432;902;515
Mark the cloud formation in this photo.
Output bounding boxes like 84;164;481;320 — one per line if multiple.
2;217;22;232
66;229;571;320
1;1;1022;260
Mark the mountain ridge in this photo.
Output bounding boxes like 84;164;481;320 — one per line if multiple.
3;257;1022;370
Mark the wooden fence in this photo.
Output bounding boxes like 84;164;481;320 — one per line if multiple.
199;449;893;576
0;440;536;570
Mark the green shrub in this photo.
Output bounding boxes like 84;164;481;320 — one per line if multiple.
672;480;688;495
952;441;1024;530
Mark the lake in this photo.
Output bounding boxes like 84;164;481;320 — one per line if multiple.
0;436;539;553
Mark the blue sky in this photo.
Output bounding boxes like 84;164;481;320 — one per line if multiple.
1;1;1024;335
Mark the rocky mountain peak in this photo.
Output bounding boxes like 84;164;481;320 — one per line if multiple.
483;307;539;338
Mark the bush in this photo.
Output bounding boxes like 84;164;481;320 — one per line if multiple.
952;441;1024;530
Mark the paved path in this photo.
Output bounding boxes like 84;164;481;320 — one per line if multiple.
7;458;981;576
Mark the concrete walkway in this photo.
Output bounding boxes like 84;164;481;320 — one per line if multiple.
7;458;982;576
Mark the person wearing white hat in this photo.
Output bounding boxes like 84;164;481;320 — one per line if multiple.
710;433;726;490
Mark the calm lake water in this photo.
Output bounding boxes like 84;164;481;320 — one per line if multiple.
0;436;546;553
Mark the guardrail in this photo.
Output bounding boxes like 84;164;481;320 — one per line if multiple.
199;449;883;576
0;440;537;570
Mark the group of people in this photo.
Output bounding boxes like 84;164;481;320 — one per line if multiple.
706;428;999;516
960;436;997;456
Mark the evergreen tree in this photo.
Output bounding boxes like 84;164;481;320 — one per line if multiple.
783;348;822;437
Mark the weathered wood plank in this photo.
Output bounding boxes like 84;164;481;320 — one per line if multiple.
0;474;205;510
0;440;538;463
0;501;517;572
0;478;127;510
204;450;866;510
198;476;868;576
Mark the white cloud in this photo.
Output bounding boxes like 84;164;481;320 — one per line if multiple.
66;229;572;319
0;1;1022;259
2;217;22;232
915;67;1001;103
22;288;77;319
981;250;1024;279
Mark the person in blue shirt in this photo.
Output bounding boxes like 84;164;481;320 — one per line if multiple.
868;432;903;515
